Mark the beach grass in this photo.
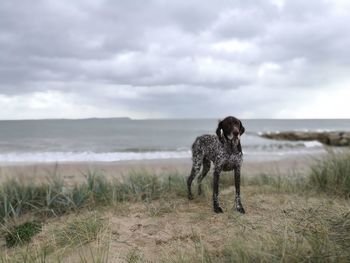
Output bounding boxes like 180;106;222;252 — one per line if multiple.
0;153;349;262
309;153;350;198
4;220;42;248
0;171;188;221
53;215;105;248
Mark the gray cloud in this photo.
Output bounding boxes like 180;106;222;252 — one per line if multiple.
0;0;350;118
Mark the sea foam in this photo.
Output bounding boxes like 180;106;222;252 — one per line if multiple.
0;151;191;163
303;141;324;148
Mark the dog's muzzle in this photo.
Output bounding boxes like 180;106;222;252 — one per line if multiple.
227;133;240;143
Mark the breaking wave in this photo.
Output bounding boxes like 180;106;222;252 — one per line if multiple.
0;151;191;163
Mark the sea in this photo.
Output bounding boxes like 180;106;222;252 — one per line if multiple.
0;118;349;163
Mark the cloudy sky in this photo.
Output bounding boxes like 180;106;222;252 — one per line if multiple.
1;0;350;119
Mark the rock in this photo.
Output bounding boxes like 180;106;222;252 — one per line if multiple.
343;133;350;139
329;132;342;146
260;131;350;147
339;138;349;146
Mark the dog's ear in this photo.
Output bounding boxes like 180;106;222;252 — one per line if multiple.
239;120;245;135
216;120;224;143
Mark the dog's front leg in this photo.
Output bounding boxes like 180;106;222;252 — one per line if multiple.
213;165;224;213
234;166;245;214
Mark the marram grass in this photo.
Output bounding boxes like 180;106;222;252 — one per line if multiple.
309;153;350;198
4;220;42;248
53;215;105;248
1;153;350;222
0;153;350;263
0;171;188;221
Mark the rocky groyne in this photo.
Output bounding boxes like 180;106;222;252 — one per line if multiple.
260;131;350;147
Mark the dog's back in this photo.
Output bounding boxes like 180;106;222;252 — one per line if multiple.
192;134;223;161
192;134;241;164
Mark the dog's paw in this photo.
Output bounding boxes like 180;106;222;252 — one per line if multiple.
236;206;245;214
188;194;194;200
214;206;224;213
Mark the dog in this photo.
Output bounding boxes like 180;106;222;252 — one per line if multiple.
187;116;245;213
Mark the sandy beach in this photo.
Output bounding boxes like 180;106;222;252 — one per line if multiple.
0;154;316;184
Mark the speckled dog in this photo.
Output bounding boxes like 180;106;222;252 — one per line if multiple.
187;116;246;214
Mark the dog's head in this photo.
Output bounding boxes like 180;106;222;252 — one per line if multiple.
216;116;245;144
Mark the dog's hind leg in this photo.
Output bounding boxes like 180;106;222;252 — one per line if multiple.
187;155;202;200
197;157;210;196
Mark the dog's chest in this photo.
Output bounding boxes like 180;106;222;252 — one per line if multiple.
221;152;242;171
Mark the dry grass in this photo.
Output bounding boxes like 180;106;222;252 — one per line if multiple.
309;153;350;198
1;185;349;262
0;154;350;262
